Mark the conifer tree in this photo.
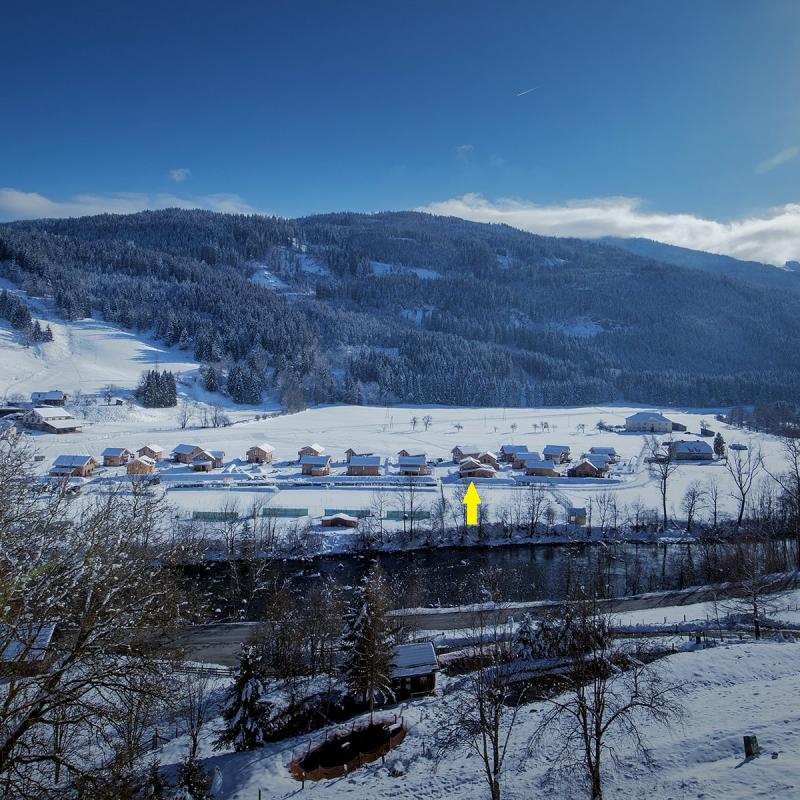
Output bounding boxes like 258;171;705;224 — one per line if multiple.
215;645;271;751
341;562;395;718
176;756;210;800
714;432;727;459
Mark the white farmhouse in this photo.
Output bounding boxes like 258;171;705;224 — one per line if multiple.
625;411;673;433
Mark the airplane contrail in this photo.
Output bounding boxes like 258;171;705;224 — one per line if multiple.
516;86;538;97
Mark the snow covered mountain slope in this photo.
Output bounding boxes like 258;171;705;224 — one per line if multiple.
0;279;198;399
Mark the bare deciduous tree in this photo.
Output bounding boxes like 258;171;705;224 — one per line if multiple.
646;436;679;530
725;446;763;531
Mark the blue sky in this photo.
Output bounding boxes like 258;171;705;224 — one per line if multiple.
3;1;800;263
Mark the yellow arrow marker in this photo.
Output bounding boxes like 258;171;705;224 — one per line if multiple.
463;481;482;525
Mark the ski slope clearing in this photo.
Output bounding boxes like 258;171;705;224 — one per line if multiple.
0;279;199;398
156;639;800;800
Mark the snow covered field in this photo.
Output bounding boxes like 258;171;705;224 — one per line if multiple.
157;637;800;800
0;297;789;541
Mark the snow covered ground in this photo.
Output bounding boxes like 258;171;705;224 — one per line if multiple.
0;294;790;542
157;638;800;800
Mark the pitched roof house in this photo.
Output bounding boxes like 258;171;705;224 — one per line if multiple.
567;459;609;478
458;457;496;479
320;512;358;528
625;411;673;433
22;406;81;434
101;447;133;467
345;447;373;462
347;454;381;476
300;454;332;476
667;440;714;460
137;444;163;461
543;444;571;463
48;454;97;478
522;458;559;477
513;450;541;469
298;443;324;460
588;446;619;462
452;445;482;463
396;455;429;476
247;443;275;464
30;390;67;406
500;444;529;462
171;443;204;464
127;455;157;475
391;641;438;697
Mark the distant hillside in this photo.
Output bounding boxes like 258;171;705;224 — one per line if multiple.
600;236;800;293
2;209;800;408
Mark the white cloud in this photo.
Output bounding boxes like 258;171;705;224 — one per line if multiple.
755;146;799;175
168;167;192;183
0;188;261;222
454;144;474;162
419;193;800;266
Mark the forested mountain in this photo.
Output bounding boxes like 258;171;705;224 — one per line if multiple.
600;236;800;293
2;208;800;408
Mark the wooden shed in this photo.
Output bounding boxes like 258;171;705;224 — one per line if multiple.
391;642;438;698
127;456;156;475
137;444;163;461
346;455;381;476
48;455;97;478
301;454;332;476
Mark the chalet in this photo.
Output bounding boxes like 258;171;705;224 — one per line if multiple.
347;454;381;476
391;641;438;698
127;455;156;475
171;444;204;464
586;455;613;471
459;457;496;479
320;512;358;528
246;443;275;464
500;444;528;462
48;454;97;478
567;459;608;478
588;446;619;463
301;454;333;476
101;447;133;467
191;449;225;471
667;440;714;461
567;506;588;525
298;443;324;461
345;447;373;462
452;445;482;463
522;458;559;477
478;451;500;469
397;455;429;476
30;390;67;406
513;450;541;469
543;444;571;463
398;449;425;459
137;444;163;461
625;411;673;433
22;407;81;434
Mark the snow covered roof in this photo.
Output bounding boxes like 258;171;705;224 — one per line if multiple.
500;444;529;454
248;442;275;453
31;389;67;403
589;446;617;455
132;455;156;466
585;455;611;469
31;406;73;419
172;443;200;455
31;391;66;401
321;513;358;523
140;444;163;452
478;451;497;459
459;456;482;467
210;450;225;459
53;454;95;468
349;455;381;467
519;451;543;464
102;447;131;457
300;454;332;465
1;622;56;662
453;445;481;454
671;440;713;455
543;444;570;453
42;418;82;430
626;411;672;423
523;459;557;470
398;455;426;466
392;642;438;678
301;443;324;453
